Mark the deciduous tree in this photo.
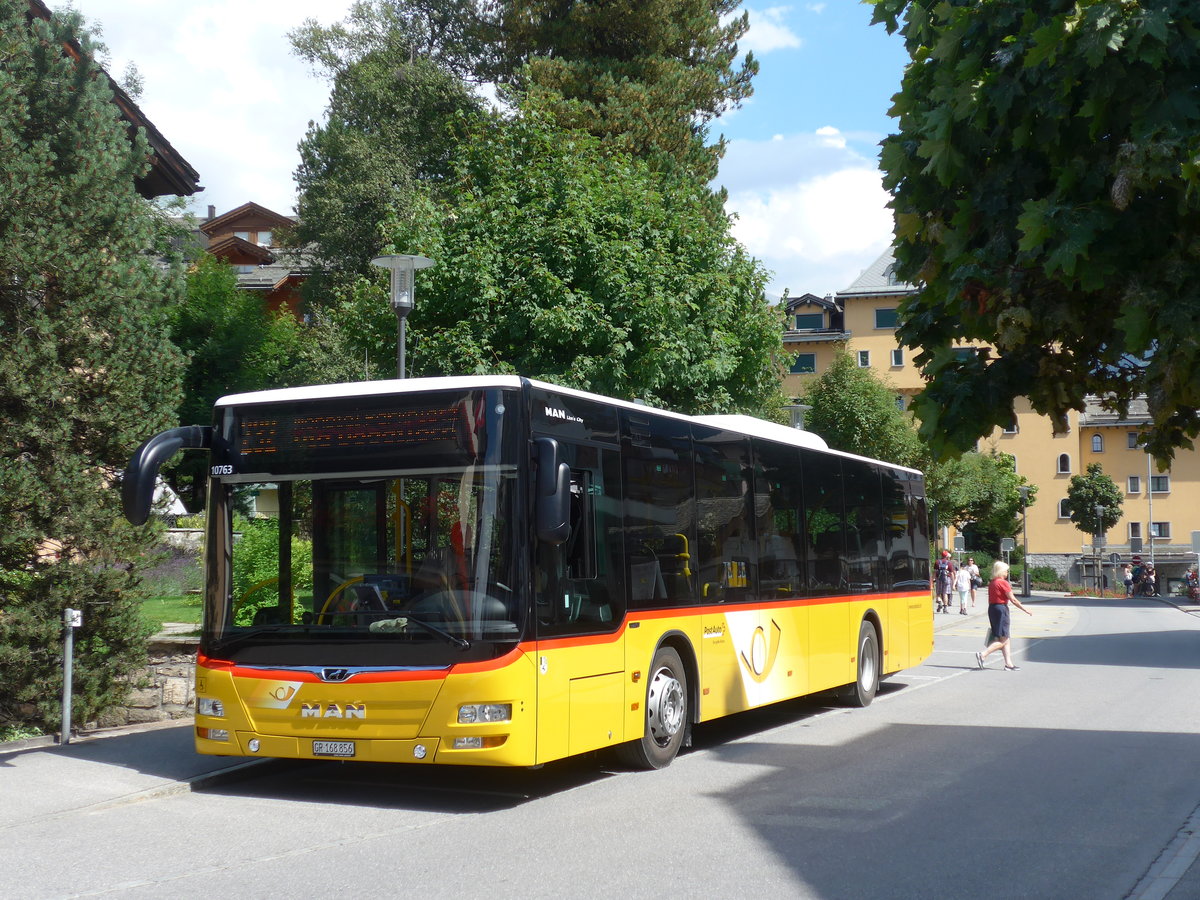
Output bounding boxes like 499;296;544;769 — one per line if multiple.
384;103;784;414
289;2;489;285
1065;462;1124;537
802;349;923;468
871;0;1200;467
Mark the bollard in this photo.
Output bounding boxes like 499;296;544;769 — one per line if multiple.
61;608;82;744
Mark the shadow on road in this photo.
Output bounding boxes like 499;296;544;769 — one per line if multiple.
703;721;1200;899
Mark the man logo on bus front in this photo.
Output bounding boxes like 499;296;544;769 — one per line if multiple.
321;668;351;682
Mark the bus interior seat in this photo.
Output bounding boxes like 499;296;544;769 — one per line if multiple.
348;583;389;620
630;560;667;603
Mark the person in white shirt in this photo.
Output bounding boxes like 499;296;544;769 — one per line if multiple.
966;557;981;607
953;562;972;616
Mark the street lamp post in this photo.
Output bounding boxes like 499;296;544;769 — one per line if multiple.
1018;485;1030;597
370;254;435;379
1095;503;1105;594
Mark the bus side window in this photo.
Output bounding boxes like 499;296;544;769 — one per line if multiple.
752;438;807;597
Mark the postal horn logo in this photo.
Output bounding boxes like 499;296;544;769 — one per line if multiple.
739;619;782;683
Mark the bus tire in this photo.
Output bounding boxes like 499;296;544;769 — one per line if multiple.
843;620;879;708
616;646;688;770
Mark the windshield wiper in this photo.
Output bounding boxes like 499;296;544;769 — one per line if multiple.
368;615;471;650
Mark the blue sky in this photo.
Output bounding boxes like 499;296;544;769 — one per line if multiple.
65;1;909;299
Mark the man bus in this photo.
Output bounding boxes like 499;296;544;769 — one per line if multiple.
123;376;931;769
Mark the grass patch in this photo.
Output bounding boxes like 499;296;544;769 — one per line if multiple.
142;594;203;631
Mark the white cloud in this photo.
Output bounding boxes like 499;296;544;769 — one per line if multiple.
741;7;803;55
720;128;894;298
66;0;355;218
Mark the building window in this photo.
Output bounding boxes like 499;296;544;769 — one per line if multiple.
789;353;816;374
1150;522;1171;539
1058;499;1071;518
1057;453;1071;474
234;264;256;274
1128;475;1141;494
794;312;823;330
234;230;250;240
1129;522;1142;540
895;395;905;411
1127;432;1140;449
885;263;901;286
1002;416;1019;434
1150;475;1170;493
857;350;870;368
890;348;904;367
1091;434;1104;452
875;308;898;329
954;347;979;362
257;230;272;247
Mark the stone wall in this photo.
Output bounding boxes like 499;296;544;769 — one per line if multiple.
96;635;198;729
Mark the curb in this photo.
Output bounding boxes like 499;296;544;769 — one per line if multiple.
0;717;193;756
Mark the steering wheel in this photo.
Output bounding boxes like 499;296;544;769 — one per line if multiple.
316;576;365;624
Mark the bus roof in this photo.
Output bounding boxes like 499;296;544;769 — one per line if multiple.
214;376;921;476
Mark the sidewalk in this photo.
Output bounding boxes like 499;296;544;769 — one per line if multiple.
0;719;253;827
932;587;1060;634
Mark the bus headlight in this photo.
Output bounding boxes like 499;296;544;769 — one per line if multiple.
458;703;511;724
197;697;225;717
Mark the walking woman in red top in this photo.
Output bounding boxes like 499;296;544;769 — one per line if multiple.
976;560;1033;670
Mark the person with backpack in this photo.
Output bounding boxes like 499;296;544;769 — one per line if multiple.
934;550;956;613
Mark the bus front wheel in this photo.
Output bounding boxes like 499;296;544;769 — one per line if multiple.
617;646;688;770
843;620;880;708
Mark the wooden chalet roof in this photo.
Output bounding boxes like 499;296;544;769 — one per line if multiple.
201;202;296;238
205;234;275;265
26;0;201;199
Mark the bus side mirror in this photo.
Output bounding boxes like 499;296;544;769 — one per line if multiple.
122;425;213;526
534;437;571;545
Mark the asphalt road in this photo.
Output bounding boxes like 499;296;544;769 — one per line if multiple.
4;594;1200;899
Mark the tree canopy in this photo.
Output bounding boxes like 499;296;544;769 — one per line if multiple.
384;103;784;414
871;0;1200;467
289;3;489;283
802;349;923;467
484;0;757;184
1065;462;1124;536
0;4;185;729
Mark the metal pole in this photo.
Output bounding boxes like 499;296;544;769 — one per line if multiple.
397;314;406;379
61;608;81;745
1147;453;1156;567
1019;487;1030;597
1022;504;1030;597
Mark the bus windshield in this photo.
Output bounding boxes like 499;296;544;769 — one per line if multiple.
202;389;523;667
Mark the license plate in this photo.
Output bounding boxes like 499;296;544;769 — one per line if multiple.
312;740;355;758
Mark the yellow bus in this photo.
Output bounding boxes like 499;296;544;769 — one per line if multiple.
123;376;931;769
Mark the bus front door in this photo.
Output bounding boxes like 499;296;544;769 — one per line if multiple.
533;443;626;763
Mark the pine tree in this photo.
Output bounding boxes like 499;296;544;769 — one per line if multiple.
485;0;757;185
0;2;185;730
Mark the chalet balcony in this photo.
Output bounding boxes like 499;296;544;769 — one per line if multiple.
782;327;851;344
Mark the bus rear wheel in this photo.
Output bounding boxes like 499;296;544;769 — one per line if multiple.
616;646;688;770
842;620;879;708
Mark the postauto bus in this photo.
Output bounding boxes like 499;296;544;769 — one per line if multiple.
123;376;931;769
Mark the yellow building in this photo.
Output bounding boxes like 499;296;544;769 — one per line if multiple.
783;250;1200;591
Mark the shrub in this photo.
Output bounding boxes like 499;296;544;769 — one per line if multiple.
231;519;313;625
